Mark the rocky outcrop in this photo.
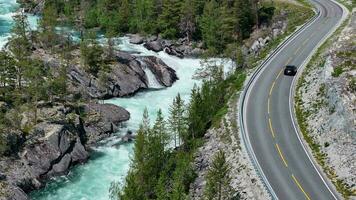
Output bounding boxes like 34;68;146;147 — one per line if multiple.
144;41;164;52
128;34;204;58
18;0;45;14
83;103;130;145
55;50;178;99
138;56;178;87
128;34;144;44
0;102;129;199
189;98;270;200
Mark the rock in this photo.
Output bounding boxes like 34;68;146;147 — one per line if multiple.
144;41;163;52
8;185;29;200
0;101;7;110
190;48;203;57
138;56;178;87
22;142;61;177
264;36;271;44
68;60;148;99
129;34;144;44
50;154;72;175
147;35;158;42
164;47;184;58
70;139;89;163
115;50;135;64
83;103;130;145
121;130;135;143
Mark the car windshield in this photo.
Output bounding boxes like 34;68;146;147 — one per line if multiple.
286;65;296;69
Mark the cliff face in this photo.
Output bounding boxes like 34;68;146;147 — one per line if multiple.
297;12;355;196
0;102;130;200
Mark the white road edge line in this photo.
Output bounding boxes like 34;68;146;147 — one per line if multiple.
289;1;349;200
238;2;322;200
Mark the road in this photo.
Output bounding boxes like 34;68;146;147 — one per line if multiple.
240;0;347;199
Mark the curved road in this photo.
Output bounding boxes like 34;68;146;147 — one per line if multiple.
240;0;347;199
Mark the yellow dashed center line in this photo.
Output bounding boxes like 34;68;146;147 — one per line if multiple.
269;81;276;96
302;38;309;46
275;143;288;167
268;118;276;138
292;174;312;200
285;57;293;66
277;68;284;79
294;46;302;55
268;98;271;114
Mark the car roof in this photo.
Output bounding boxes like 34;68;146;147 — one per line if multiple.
286;65;297;68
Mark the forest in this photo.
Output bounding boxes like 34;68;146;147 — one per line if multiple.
40;0;274;55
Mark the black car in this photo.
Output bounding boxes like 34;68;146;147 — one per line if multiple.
284;65;297;76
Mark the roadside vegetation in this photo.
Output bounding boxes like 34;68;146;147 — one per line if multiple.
295;12;355;199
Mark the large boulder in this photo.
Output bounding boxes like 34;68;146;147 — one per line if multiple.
68;60;149;99
128;34;145;44
144;41;163;52
138;56;178;87
83;103;130;145
71;138;89;163
49;154;72;176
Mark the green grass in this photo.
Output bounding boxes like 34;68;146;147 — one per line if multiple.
332;66;344;77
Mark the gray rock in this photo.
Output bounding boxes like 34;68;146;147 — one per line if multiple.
50;154;72;175
8;186;29;200
164;47;184;58
147;35;158;42
129;34;144;44
121;131;135;143
138;56;178;87
22;142;61;177
71;139;89;163
144;41;163;52
83;103;130;145
190;48;203;57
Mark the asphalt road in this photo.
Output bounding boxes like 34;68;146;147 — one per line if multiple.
240;0;346;199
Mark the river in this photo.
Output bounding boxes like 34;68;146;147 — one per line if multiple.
1;1;231;199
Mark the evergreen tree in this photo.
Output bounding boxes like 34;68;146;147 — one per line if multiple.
158;0;181;39
80;31;104;76
179;0;196;41
40;3;58;50
204;150;233;200
155;172;170;200
199;0;222;54
235;0;254;40
9;13;32;90
168;94;188;147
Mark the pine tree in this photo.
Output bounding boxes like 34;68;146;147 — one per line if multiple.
155;172;169;200
168;94;188;147
235;0;254;40
199;0;221;55
158;0;181;39
9;12;31;89
0;51;16;102
179;0;196;41
40;3;58;50
204;150;233;200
